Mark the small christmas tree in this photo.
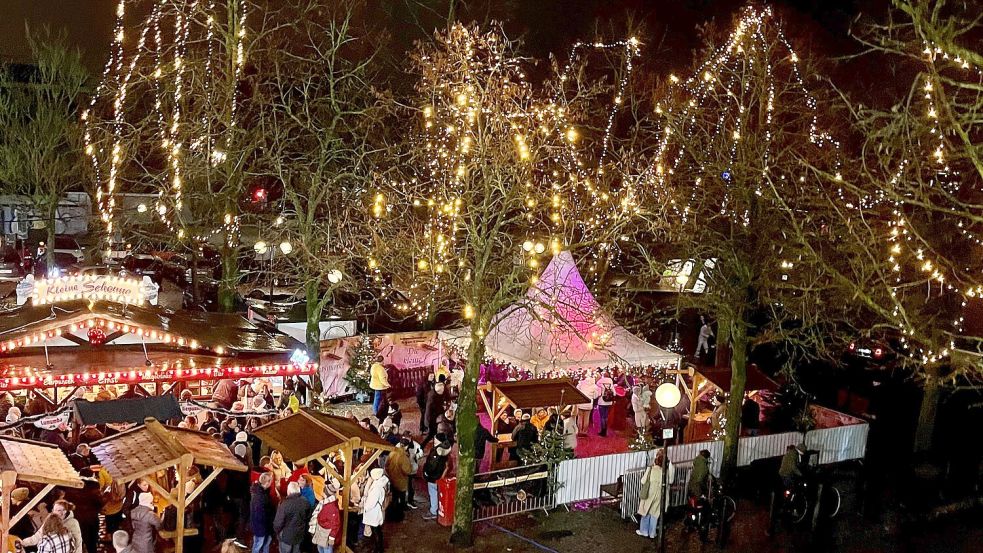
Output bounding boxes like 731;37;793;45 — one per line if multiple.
519;427;574;466
345;335;374;397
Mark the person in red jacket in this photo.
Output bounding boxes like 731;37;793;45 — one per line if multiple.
311;480;342;553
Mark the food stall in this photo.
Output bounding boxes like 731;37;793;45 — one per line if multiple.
0;275;316;408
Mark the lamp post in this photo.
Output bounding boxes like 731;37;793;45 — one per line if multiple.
655;382;681;553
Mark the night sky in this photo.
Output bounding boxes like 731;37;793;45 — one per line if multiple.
1;0;881;76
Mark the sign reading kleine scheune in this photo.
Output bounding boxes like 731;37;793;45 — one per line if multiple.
31;275;147;306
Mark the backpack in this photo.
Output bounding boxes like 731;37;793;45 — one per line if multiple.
422;450;447;482
602;385;615;403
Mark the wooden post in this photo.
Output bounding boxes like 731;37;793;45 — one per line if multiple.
686;375;701;442
0;471;14;553
174;454;192;553
339;443;354;553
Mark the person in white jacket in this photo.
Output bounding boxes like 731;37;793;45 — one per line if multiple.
361;468;389;553
637;450;674;539
631;384;653;432
575;372;599;435
22;500;83;553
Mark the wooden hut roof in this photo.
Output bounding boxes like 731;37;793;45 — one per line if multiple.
487;379;590;410
0;436;83;488
252;409;393;464
0;300;299;353
91;418;246;482
697;365;780;393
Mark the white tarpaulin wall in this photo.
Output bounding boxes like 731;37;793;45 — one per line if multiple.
440;251;680;373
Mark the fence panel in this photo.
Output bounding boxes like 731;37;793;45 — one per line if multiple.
555;451;651;504
472;463;555;522
805;423;869;464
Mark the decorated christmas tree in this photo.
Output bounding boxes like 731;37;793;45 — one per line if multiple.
345;335;374;397
519;427;575;466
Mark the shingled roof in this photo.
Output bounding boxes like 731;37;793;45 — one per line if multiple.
91;418;246;483
0;436;83;488
252;409;393;464
487;379;590;410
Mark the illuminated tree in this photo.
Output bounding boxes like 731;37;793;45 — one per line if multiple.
636;6;870;485
0;29;88;269
835;0;983;449
371;24;637;544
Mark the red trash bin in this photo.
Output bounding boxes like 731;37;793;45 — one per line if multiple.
437;477;457;527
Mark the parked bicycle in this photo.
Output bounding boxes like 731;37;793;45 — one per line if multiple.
774;468;842;526
684;477;737;542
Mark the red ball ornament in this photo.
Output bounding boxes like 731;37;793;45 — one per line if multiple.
87;327;107;347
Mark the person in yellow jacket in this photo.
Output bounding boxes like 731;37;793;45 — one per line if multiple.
369;356;390;416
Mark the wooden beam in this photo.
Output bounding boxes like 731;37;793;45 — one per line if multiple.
184;468;222;505
9;483;54;528
338;443;354;553
352;449;383;481
0;471;14;551
317;457;343;485
173;454;192;553
143;475;178;507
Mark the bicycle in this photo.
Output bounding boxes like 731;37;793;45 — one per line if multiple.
684;477;737;542
778;473;842;525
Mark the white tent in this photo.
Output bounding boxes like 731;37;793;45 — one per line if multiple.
439;251;681;373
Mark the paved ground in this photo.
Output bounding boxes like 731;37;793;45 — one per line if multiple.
368;491;983;553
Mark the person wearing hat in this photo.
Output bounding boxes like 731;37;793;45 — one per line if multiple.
421;435;453;520
128;493;160;553
779;444;803;490
9;487;34;539
687;449;712;500
422;382;446;446
400;431;424;509
510;412;539;464
310;479;341;553
361;468;389;553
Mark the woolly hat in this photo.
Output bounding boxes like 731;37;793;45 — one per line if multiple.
369;467;385;480
234;443;249;459
324;478;341;495
138;492;154;507
521;413;531;421
11;488;29;502
235;431;249;443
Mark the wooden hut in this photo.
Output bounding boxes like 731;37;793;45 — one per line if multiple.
0;436;83;549
252;409;395;553
90;418;247;553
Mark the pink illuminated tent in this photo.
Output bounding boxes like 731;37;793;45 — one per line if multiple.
439;251;680;373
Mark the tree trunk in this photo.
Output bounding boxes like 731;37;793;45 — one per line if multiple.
305;280;324;398
720;319;747;489
914;364;941;453
715;322;731;368
449;325;484;547
218;245;238;312
45;200;57;271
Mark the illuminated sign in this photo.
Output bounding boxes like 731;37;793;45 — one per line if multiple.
31;275;148;306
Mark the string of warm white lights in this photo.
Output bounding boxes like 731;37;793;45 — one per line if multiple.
85;0;250;244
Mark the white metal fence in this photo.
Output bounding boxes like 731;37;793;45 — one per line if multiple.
555;422;869;516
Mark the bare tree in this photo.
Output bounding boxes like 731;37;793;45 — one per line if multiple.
371;24;636;544
0;28;88;269
634;6;873;485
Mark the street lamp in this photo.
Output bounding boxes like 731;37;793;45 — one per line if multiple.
655;382;681;553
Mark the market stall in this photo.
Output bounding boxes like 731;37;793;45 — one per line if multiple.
0;436;83;550
0;277;316;406
683;363;780;441
439;252;681;374
479;379;589;468
251;409;394;553
90;417;247;553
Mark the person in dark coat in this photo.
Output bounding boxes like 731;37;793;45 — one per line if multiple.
249;473;275;553
422;383;446;446
741;396;761;436
415;374;434;432
273;482;311;553
511;414;539;463
474;421;499;472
